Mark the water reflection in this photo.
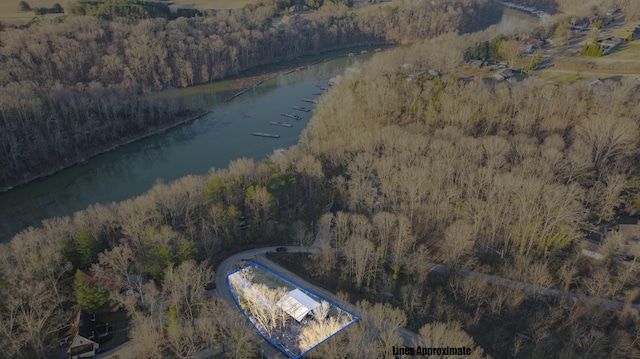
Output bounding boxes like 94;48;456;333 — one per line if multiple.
0;53;372;241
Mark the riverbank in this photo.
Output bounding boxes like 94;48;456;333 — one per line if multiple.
0;107;207;194
153;43;391;101
0;44;390;195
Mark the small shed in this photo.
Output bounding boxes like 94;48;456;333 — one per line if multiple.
493;69;513;81
276;289;319;322
584;77;603;86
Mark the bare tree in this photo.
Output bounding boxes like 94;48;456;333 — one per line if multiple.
343;235;376;289
500;39;524;68
576;115;637;178
163;260;214;321
440;220;475;266
416;321;485;358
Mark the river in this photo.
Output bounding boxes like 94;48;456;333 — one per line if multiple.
0;50;378;242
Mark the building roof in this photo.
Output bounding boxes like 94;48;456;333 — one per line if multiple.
584;77;603;86
276;289;319;322
76;308;96;340
494;69;513;80
67;308;99;355
522;38;543;46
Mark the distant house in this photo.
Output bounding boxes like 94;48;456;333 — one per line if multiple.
583;218;640;260
67;309;109;359
466;59;484;68
583;76;603;86
493;68;513;81
605;8;621;16
406;71;427;81
600;38;621;54
522;38;543;53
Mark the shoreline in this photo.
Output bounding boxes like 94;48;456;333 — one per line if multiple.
0;44;387;195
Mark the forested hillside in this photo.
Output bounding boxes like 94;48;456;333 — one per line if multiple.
0;0;501;191
293;38;640;357
3;21;640;357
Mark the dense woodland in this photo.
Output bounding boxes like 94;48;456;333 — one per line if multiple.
4;0;640;358
4;18;640;356
0;0;501;191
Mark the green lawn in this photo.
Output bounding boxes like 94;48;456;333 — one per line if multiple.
165;0;252;10
0;0;58;25
246;265;296;292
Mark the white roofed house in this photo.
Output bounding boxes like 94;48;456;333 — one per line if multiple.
276;289;320;322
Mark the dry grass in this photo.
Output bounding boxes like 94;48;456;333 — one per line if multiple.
166;0;253;10
552;54;640;74
608;21;638;38
0;0;61;25
0;0;253;24
606;42;640;60
537;71;586;83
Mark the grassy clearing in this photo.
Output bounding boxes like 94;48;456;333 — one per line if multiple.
247;265;296;292
552;55;640;74
608;21;638;38
0;0;250;24
606;42;640;60
537;71;585;83
0;0;59;25
165;0;252;10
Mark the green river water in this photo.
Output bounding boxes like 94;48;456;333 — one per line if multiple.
0;50;377;242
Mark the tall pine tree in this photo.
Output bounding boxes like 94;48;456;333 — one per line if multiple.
74;270;110;313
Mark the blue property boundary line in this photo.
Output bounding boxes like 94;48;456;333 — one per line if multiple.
226;262;360;359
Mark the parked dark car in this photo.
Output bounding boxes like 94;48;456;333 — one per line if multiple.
275;247;288;252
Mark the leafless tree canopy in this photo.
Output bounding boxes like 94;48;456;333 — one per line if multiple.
3;2;640;357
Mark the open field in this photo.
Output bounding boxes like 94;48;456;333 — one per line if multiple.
166;0;252;10
545;53;640;74
607;21;638;38
0;0;252;24
606;41;640;59
0;0;59;25
538;68;640;82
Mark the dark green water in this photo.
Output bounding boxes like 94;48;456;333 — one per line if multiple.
0;51;375;242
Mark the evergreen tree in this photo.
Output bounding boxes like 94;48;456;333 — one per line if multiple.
18;1;31;11
51;2;63;13
581;42;589;56
74;270;110;313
